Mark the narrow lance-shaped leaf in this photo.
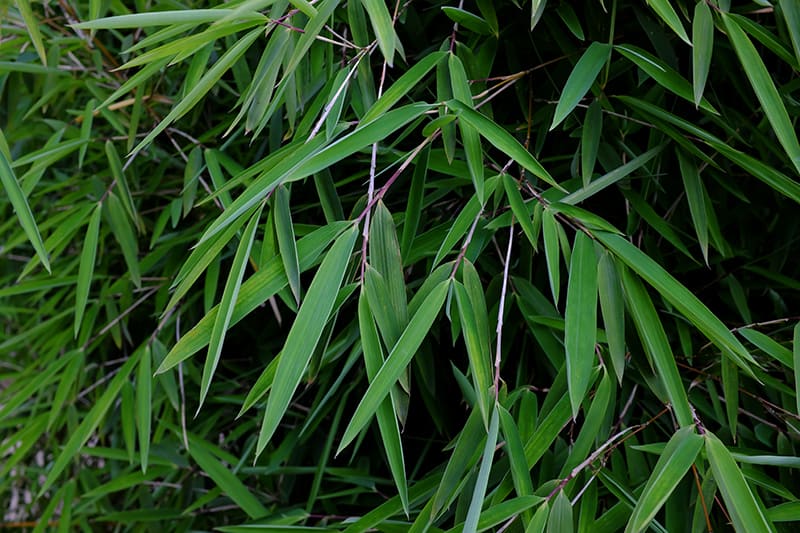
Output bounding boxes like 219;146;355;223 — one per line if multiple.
692;1;714;107
597;251;626;383
565;232;598;417
447;99;560;189
0;150;50;272
794;322;800;416
542;209;561;305
704;431;776;532
677;151;709;264
646;0;690;44
359;292;409;515
199;204;263;414
581;99;602;185
778;0;800;69
550;42;611;131
450;53;485;204
274;185;301;304
360;0;396;65
722;13;800;175
257;226;358;457
464;406;500;533
503;173;538;249
595;231;757;374
74;202;102;338
188;444;268;519
16;0;47;66
338;279;449;454
625;426;703;533
619;266;694;427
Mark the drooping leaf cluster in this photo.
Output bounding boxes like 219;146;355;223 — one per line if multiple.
2;0;800;531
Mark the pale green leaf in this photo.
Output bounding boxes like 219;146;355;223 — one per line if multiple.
551;42;611;131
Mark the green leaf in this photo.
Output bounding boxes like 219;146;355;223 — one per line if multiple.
362;52;445;123
692;2;714;106
464;406;500;533
198;103;430;246
199;204;263;413
595;231;757;375
338;279;449;454
722;13;800;175
646;0;690;44
450;53;485;203
105;192;141;288
257;226;358;456
565;232;598;416
550;43;611;131
625;426;703;533
562;144;664;205
542;209;561;305
74;202;102;338
794;322;800;416
581;100;602;185
454;281;493;423
498;406;535;508
188;443;268;519
442;7;494;36
779;0;800;66
677;151;709;264
447;99;560;189
619;266;693;427
503;174;538;249
157;223;348;373
360;0;396;65
106;140;142;232
16;0;47;66
73;9;251;29
547;490;573;533
0;149;50;272
597;251;626;382
274;185;301;304
704;431;775;533
615;45;717;113
358;292;409;515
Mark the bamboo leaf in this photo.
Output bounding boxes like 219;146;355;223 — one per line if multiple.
274;185;301;304
626;426;703;533
677;151;709;264
464;406;499;533
74;202;102;338
704;431;775;533
360;0;396;65
779;0;800;66
503;174;538;248
338;280;449;454
0;150;50;272
722;13;800;175
597;251;626;382
595;231;758;375
450;53;485;203
16;0;47;66
362;53;445;123
358;292;409;515
257;226;358;456
551;42;611;131
542;209;561;305
646;0;690;44
188;443;268;519
620;265;693;427
581;100;602;185
199;204;263;414
447;99;560;189
794;322;800;416
565;232;598;416
692;2;714;106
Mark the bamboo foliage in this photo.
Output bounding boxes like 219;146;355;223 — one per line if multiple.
1;1;799;530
